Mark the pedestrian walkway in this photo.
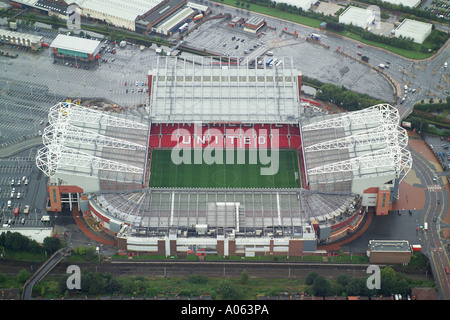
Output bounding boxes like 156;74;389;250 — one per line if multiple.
318;210;373;251
72;205;117;246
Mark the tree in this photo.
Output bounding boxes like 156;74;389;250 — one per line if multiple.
305;271;319;285
380;266;397;295
16;269;31;285
218;280;242;300
240;269;249;285
346;278;363;296
43;236;61;255
337;274;351;287
340;91;360;111
312;276;330;297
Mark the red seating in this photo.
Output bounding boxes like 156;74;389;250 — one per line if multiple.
161;123;178;135
290;135;302;149
289;124;300;136
151;124;161;135
149;135;160;148
271;124;289;135
161;134;179;148
151;123;302;151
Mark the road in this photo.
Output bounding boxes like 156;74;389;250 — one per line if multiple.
410;145;450;299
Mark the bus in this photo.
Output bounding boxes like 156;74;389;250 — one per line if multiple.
266;57;273;66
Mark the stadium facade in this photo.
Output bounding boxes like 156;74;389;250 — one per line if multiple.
36;57;412;257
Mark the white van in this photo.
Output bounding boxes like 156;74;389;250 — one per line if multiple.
7;200;11;208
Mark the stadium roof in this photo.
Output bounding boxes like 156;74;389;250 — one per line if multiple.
50;34;101;54
36;103;149;192
90;188;359;237
148;56;302;124
301;104;412;193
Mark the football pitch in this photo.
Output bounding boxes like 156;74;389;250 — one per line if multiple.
148;149;301;189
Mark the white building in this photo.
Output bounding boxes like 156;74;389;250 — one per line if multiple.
380;0;420;8
271;0;315;11
394;19;432;44
154;7;194;35
339;6;376;29
73;0;164;31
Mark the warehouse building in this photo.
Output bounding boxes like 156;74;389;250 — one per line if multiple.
367;240;412;264
50;34;101;61
0;29;44;50
380;0;420;7
228;16;244;27
153;7;195;36
339;6;376;29
73;0;165;31
35;0;69;19
272;0;314;11
243;16;265;33
135;0;186;33
394;19;432;44
186;1;210;14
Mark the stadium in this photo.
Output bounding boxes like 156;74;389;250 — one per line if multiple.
36;56;412;257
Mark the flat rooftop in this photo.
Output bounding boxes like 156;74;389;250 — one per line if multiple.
368;240;411;252
74;0;164;22
0;29;44;43
50;34;100;54
246;16;265;26
156;7;194;32
380;0;420;7
339;6;374;23
139;0;186;25
395;19;432;35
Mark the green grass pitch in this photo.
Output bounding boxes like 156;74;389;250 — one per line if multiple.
148;149;301;189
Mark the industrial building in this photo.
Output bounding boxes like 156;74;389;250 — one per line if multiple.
379;0;420;7
244;16;265;33
339;6;376;29
228;16;244;27
135;0;186;33
36;0;69;19
367;240;413;264
153;7;195;36
186;1;210;15
394;19;432;44
50;34;101;61
271;0;314;11
0;29;44;50
72;0;165;31
36;57;411;257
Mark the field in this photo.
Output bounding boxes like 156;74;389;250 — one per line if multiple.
148;149;301;189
